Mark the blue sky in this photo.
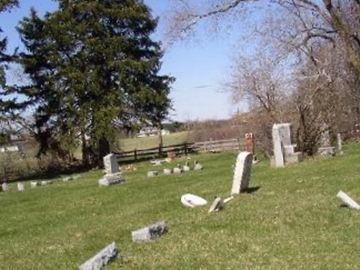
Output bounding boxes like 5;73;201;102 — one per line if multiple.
0;0;245;121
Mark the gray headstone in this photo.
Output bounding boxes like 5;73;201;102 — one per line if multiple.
103;154;119;175
2;182;8;192
132;221;167;242
79;242;118;270
231;151;253;194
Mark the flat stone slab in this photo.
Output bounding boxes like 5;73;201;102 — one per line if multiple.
132;221;167;242
98;174;124;186
79;242;119;270
318;147;335;156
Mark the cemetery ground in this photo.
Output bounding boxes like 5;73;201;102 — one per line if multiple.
1;145;360;269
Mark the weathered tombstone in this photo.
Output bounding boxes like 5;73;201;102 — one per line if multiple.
17;182;25;192
231;151;253;194
103;153;119;175
208;197;223;213
193;161;203;171
79;242;119;270
99;153;124;186
271;123;302;167
1;182;8;192
147;171;159;178
337;133;343;154
244;133;255;154
163;168;172;175
336;191;360;210
131;221;167;242
173;165;182;174
30;181;39;188
318;126;335;156
183;161;190;172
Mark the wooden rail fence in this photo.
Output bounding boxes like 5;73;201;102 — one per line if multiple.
114;138;243;162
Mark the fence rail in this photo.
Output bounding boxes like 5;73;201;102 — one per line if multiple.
114;138;243;162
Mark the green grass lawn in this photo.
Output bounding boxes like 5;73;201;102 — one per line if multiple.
119;131;190;151
0;144;359;269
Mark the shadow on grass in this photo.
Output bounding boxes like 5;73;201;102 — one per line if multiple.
244;186;261;194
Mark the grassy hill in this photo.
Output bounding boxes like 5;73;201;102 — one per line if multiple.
0;144;359;269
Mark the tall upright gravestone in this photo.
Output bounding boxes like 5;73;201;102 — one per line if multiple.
231;151;253;194
272;123;302;168
98;153;124;186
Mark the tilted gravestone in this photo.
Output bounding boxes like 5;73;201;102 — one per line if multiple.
132;221;167;242
231;151;253;194
99;153;124;186
79;242;119;270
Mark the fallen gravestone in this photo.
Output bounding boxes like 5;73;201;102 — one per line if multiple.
79;242;119;270
181;193;207;208
17;182;25;192
147;171;159;178
99;153;124;186
337;191;360;210
208;197;223;213
163;168;172;175
132;221;167;242
231;151;253;195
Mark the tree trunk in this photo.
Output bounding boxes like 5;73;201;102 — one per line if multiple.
98;136;110;168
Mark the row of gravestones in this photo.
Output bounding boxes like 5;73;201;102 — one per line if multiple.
148;161;203;178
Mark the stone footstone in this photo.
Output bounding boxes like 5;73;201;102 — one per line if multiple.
132;221;167;242
79;242;119;270
147;171;159;178
17;182;25;192
231;151;253;195
208;197;223;213
30;181;40;188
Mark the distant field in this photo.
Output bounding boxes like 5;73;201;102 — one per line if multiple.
119;131;191;151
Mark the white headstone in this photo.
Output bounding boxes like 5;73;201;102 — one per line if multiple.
30;181;39;188
2;182;8;192
272;125;285;167
17;182;25;192
103;154;119;175
337;133;343;153
231;151;253;194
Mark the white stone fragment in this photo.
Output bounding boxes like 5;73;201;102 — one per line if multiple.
163;168;172;175
30;181;39;188
79;242;118;270
181;193;207;208
147;171;159;178
223;196;234;204
337;191;360;210
208;197;223;213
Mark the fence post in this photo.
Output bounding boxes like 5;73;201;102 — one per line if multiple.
134;149;137;161
184;142;188;155
158;143;162;157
